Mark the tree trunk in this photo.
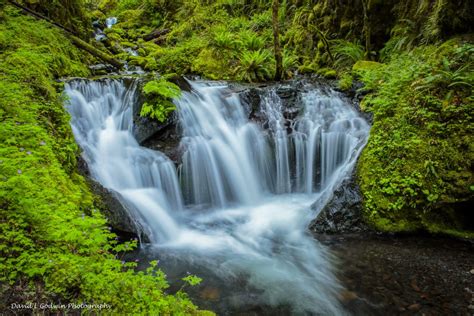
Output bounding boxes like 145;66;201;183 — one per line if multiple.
143;28;170;41
272;0;283;81
361;0;372;60
68;36;124;70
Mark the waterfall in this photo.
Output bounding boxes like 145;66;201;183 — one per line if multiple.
65;78;369;314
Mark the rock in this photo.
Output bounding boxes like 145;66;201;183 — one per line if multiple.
239;87;262;120
339;290;358;303
141;119;183;165
89;64;115;76
407;303;421;311
168;74;192;92
309;167;370;234
132;75;190;144
77;156;150;242
199;287;220;301
133;115;173;144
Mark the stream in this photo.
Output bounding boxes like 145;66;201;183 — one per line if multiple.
65;78;370;314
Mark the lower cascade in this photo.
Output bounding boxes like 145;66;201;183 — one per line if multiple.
65;79;369;314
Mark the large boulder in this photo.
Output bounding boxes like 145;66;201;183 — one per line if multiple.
310;169;370;234
132;75;191;145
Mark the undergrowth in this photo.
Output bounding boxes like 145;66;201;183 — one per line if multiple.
356;40;473;238
0;9;210;314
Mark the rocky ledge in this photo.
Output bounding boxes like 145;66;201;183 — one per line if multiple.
309;168;371;234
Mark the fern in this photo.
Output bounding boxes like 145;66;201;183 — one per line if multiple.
282;50;299;78
238;30;265;51
140;78;181;122
235;49;273;82
331;39;364;68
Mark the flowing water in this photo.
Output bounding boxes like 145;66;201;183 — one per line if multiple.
65;79;369;314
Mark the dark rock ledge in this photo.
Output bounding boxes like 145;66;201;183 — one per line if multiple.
77;156;150;242
309;168;371;235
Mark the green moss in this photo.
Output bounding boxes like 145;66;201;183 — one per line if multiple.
298;63;318;74
357;40;473;238
316;67;337;79
192;48;232;80
352;60;384;73
0;9;209;314
338;73;353;91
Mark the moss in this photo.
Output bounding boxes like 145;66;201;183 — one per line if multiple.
298;62;318;74
192;48;232;80
316;67;337;79
356;40;473;238
0;9;209;314
352;60;384;72
338;72;353;91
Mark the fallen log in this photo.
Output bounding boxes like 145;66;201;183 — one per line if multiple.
7;0;124;70
143;28;170;41
68;36;124;70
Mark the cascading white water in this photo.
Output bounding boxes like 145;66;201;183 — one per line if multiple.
65;79;369;314
66;80;183;242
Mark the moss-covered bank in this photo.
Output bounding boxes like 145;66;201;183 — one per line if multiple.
0;7;211;314
354;41;473;238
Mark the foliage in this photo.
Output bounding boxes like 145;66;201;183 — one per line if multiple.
235;49;274;82
356;40;474;238
338;72;353;91
19;0;91;37
140;77;181;122
0;9;209;314
282;49;299;79
332;39;365;69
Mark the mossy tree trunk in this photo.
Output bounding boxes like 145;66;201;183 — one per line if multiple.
361;0;372;60
272;0;283;81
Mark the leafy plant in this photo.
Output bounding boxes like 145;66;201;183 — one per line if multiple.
140;77;181;122
210;27;238;51
238;30;265;51
357;41;474;238
282;49;299;79
0;11;210;314
235;49;273;82
331;39;365;68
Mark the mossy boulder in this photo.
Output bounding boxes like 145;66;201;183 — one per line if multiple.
352;60;384;73
316;67;337;79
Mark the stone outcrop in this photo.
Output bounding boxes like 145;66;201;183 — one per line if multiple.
310;168;370;234
77;156;150;242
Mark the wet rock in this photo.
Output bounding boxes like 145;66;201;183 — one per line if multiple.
168;74;192;92
309;168;370;234
141;119;183;165
88;179;148;240
239;87;262;120
133;115;173;144
77;156;150;242
199;287;220;301
89;64;114;76
407;303;421;311
133;76;189;144
339;290;359;303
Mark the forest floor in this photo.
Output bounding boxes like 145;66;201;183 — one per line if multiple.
320;233;474;315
